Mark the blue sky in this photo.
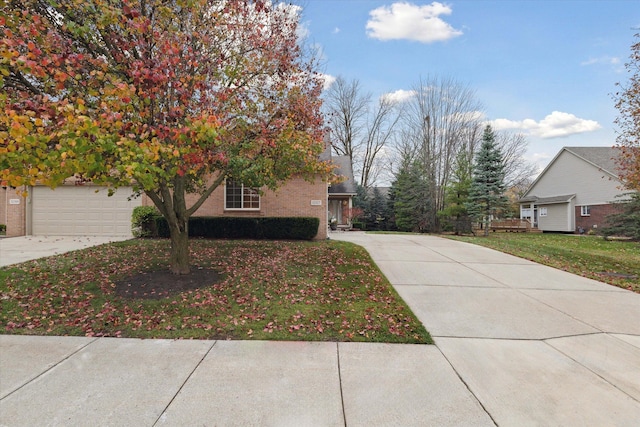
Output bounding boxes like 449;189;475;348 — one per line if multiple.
299;0;639;172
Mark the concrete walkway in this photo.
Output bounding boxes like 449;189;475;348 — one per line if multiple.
0;235;131;267
1;232;639;426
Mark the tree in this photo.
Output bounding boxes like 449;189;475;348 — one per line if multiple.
467;125;508;236
401;76;484;232
390;155;431;232
359;95;401;188
324;76;369;166
496;131;537;189
368;186;394;230
439;150;473;234
602;192;640;241
613;32;640;191
323;76;400;188
0;0;330;274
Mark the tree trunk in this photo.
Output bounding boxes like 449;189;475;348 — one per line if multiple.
147;178;192;276
168;217;190;275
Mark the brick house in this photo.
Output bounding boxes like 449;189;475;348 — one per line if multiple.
327;155;358;229
519;146;633;233
1;154;354;240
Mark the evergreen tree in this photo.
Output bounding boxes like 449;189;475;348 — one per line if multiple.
369;187;393;230
391;158;431;232
439;150;473;234
351;184;370;230
467;125;509;236
602;192;640;241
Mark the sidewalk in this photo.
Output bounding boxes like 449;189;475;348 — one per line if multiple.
1;232;639;426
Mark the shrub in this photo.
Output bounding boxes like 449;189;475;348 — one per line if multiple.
0;224;6;234
602;192;640;241
131;206;162;237
152;216;319;240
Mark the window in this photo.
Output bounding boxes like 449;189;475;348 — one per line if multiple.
225;180;260;210
580;205;591;216
539;207;547;217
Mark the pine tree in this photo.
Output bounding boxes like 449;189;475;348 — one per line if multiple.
602;192;640;241
369;187;394;230
467;125;509;236
440;151;473;234
391;159;431;232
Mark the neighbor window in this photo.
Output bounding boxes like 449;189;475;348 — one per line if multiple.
580;205;591;216
225;180;260;210
539;207;547;217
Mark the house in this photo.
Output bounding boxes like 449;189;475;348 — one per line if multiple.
519;146;632;233
1;153;355;240
327;156;358;229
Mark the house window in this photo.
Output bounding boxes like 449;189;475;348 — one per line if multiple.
225;180;260;210
580;205;591;216
539;207;547;217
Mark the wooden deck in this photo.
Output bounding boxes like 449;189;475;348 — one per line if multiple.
490;219;539;233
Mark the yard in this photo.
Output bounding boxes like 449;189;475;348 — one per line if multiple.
447;233;640;293
0;239;432;344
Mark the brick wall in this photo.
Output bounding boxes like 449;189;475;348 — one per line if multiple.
142;175;329;240
1;187;27;237
574;204;624;233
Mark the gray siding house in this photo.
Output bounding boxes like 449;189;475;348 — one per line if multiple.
519;147;631;233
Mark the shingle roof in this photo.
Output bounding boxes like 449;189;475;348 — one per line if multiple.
329;155;357;195
564;147;622;177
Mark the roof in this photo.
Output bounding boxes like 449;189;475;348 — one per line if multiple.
519;194;575;205
329;155;357;195
563;147;621;176
520;146;622;202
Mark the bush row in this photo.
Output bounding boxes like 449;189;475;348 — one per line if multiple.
132;207;319;240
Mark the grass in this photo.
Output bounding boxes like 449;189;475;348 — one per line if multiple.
0;238;432;344
446;233;640;293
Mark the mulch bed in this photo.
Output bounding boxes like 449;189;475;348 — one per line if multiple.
114;267;220;300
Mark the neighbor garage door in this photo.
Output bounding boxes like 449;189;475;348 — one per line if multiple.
32;186;141;236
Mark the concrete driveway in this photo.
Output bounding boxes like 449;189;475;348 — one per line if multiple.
334;232;640;426
0;235;131;267
1;232;639;426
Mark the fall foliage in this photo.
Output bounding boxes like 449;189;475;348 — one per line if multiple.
613;32;640;191
0;0;331;274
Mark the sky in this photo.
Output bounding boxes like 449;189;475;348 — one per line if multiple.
298;0;639;175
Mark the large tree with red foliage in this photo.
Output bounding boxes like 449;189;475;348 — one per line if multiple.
1;0;330;274
613;32;640;191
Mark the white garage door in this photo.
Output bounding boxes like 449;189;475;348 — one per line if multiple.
32;186;141;236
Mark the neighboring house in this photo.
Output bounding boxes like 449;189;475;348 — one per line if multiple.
1;181;142;238
1;151;355;240
519;146;632;233
327;156;357;229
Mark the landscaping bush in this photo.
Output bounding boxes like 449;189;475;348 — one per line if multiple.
151;216;319;240
131;206;162;237
259;217;319;240
0;224;6;234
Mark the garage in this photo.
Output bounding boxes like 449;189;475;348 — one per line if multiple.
31;185;141;236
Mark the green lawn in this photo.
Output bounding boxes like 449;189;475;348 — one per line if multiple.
447;233;640;293
0;239;432;344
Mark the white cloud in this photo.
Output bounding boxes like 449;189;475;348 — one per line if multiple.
366;1;463;43
580;56;620;66
320;73;336;91
490;111;601;139
332;27;341;34
381;89;416;103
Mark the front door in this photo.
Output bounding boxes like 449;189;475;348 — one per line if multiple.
329;199;342;224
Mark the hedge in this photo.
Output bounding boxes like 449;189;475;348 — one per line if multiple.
132;207;319;240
